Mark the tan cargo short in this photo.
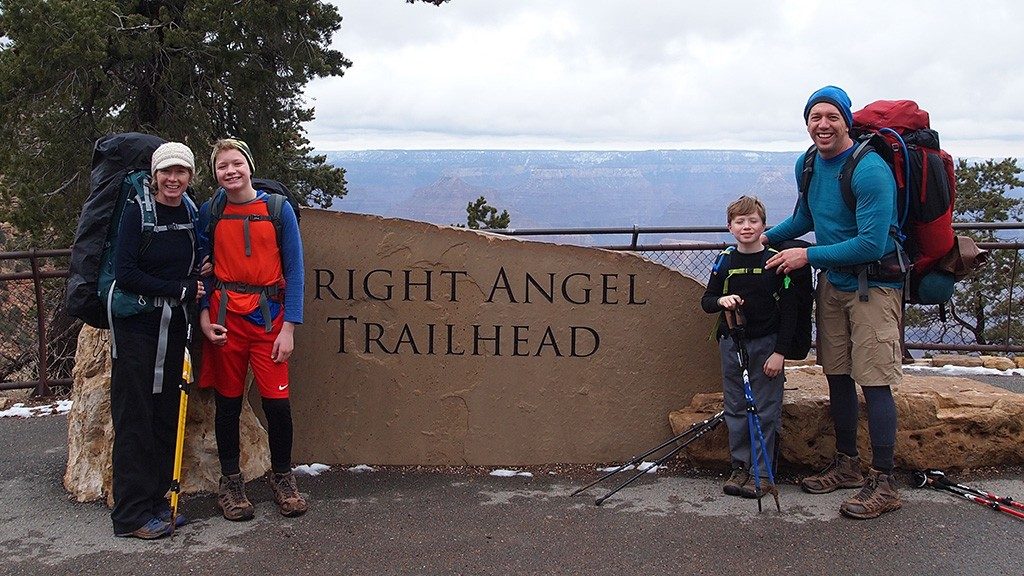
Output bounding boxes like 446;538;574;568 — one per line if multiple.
816;272;902;387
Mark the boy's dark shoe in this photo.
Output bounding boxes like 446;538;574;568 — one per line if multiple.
269;471;308;517
840;469;902;519
115;517;172;540
723;468;750;497
218;473;255;521
800;452;865;494
723;467;763;499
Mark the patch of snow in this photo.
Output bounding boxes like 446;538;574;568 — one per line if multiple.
0;400;73;419
489;469;533;477
904;364;1024;377
347;464;377;473
292;463;332;476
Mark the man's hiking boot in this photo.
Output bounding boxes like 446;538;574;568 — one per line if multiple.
269;471;308;517
218;473;255;521
115;517;172;540
840;469;902;519
800;452;865;494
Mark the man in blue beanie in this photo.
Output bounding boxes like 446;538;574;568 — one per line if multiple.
761;86;903;520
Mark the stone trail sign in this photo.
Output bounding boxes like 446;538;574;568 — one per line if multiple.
291;209;720;465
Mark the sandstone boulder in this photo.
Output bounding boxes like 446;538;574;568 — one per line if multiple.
669;366;1024;471
980;355;1018;371
64;326;271;505
929;354;984;368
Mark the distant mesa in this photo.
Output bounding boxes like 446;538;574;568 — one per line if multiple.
326;149;802;231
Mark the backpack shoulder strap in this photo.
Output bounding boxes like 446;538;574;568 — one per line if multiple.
125;171;159;253
837;137;878;213
711;246;735;275
266;192;286;244
206;188;228;235
796;145;817;218
798;140;876;216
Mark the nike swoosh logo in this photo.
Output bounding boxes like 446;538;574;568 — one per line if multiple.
278;384;288;391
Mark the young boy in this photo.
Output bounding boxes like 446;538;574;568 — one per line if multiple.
701;196;798;498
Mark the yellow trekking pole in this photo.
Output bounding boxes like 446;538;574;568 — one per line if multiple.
169;332;192;533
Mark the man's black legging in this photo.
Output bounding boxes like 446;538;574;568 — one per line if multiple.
826;373;897;473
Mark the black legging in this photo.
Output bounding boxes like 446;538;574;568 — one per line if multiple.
826;374;897;472
215;393;295;475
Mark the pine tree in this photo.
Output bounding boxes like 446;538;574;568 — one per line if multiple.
947;158;1024;346
0;0;351;246
464;196;511;230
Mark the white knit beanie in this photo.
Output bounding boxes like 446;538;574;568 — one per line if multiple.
151;142;196;176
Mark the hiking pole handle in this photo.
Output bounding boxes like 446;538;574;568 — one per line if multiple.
723;309;746;330
926;469;1023;509
914;472;1024;520
594;413;725;506
570;411;724;497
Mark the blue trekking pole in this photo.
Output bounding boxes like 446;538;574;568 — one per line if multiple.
724;309;781;512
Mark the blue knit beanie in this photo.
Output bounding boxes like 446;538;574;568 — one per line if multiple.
804;85;853;129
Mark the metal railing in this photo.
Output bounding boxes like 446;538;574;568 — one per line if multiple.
2;223;1021;395
485;222;1024;356
1;249;77;396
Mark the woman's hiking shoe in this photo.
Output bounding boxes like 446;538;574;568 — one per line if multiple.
218;473;255;521
840;469;902;519
115;517;172;540
157;509;188;528
269;471;308;517
800;452;865;494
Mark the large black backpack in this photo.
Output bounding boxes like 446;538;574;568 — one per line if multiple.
66;133;166;328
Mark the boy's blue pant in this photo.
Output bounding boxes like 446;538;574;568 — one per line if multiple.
719;332;785;475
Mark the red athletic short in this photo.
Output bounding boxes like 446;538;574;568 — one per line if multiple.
199;312;290;399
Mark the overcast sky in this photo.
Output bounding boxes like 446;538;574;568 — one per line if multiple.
306;1;1024;158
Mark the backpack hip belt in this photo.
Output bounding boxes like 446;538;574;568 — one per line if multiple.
216;280;281;333
832;245;910;302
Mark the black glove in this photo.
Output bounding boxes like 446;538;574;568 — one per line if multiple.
180;280;198;303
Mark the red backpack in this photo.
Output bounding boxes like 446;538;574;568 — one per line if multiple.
799;100;985;304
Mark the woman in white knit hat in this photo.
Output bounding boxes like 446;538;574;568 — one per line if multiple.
109;141;205;539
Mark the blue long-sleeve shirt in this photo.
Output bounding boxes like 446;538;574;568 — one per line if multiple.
766;146;900;292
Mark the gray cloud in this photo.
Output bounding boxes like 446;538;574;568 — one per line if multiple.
307;1;1024;158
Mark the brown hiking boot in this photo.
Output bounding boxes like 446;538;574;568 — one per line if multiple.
800;452;865;494
840;469;902;519
723;467;763;499
217;473;255;521
723;468;750;497
269;471;308;517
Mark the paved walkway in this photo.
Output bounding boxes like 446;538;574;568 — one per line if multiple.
1;410;1022;576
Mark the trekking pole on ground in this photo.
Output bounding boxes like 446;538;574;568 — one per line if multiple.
570;410;724;497
912;470;1024;520
921;469;1024;510
724;309;780;513
593;411;725;506
169;319;193;534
